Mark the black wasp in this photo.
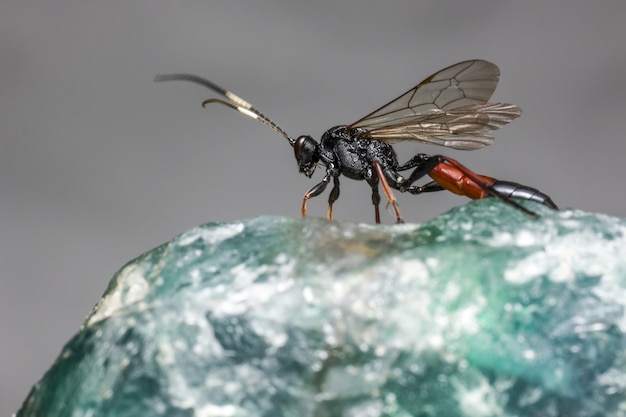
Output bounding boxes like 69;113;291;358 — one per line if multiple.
155;60;556;223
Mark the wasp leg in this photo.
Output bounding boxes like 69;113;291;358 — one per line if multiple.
396;154;447;195
301;173;331;217
397;153;433;171
327;176;341;220
402;154;444;188
406;181;446;195
372;161;404;223
365;177;382;224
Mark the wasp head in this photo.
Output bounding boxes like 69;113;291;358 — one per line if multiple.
294;135;319;178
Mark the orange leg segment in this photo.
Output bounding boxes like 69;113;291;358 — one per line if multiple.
372;161;404;224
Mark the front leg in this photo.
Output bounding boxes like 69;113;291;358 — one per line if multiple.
301;172;331;217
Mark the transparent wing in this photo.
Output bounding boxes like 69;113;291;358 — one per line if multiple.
349;60;522;150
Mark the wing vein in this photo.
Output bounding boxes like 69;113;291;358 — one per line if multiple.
349;60;521;150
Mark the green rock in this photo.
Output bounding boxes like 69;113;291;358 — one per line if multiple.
16;200;626;417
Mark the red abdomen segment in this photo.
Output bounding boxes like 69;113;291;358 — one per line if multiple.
428;162;496;200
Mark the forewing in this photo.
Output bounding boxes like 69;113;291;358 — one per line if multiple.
350;60;521;150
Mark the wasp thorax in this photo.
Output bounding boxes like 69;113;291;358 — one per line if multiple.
294;135;319;177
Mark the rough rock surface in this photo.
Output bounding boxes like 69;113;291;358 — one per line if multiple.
16;200;626;417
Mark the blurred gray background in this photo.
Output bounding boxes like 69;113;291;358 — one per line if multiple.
1;0;625;413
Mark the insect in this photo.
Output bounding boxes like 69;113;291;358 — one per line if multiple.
155;60;557;223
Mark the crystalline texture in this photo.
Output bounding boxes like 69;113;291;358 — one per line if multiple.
16;200;626;417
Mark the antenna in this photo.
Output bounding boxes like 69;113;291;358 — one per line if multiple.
154;73;295;145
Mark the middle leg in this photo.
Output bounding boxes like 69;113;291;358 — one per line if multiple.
326;176;341;220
